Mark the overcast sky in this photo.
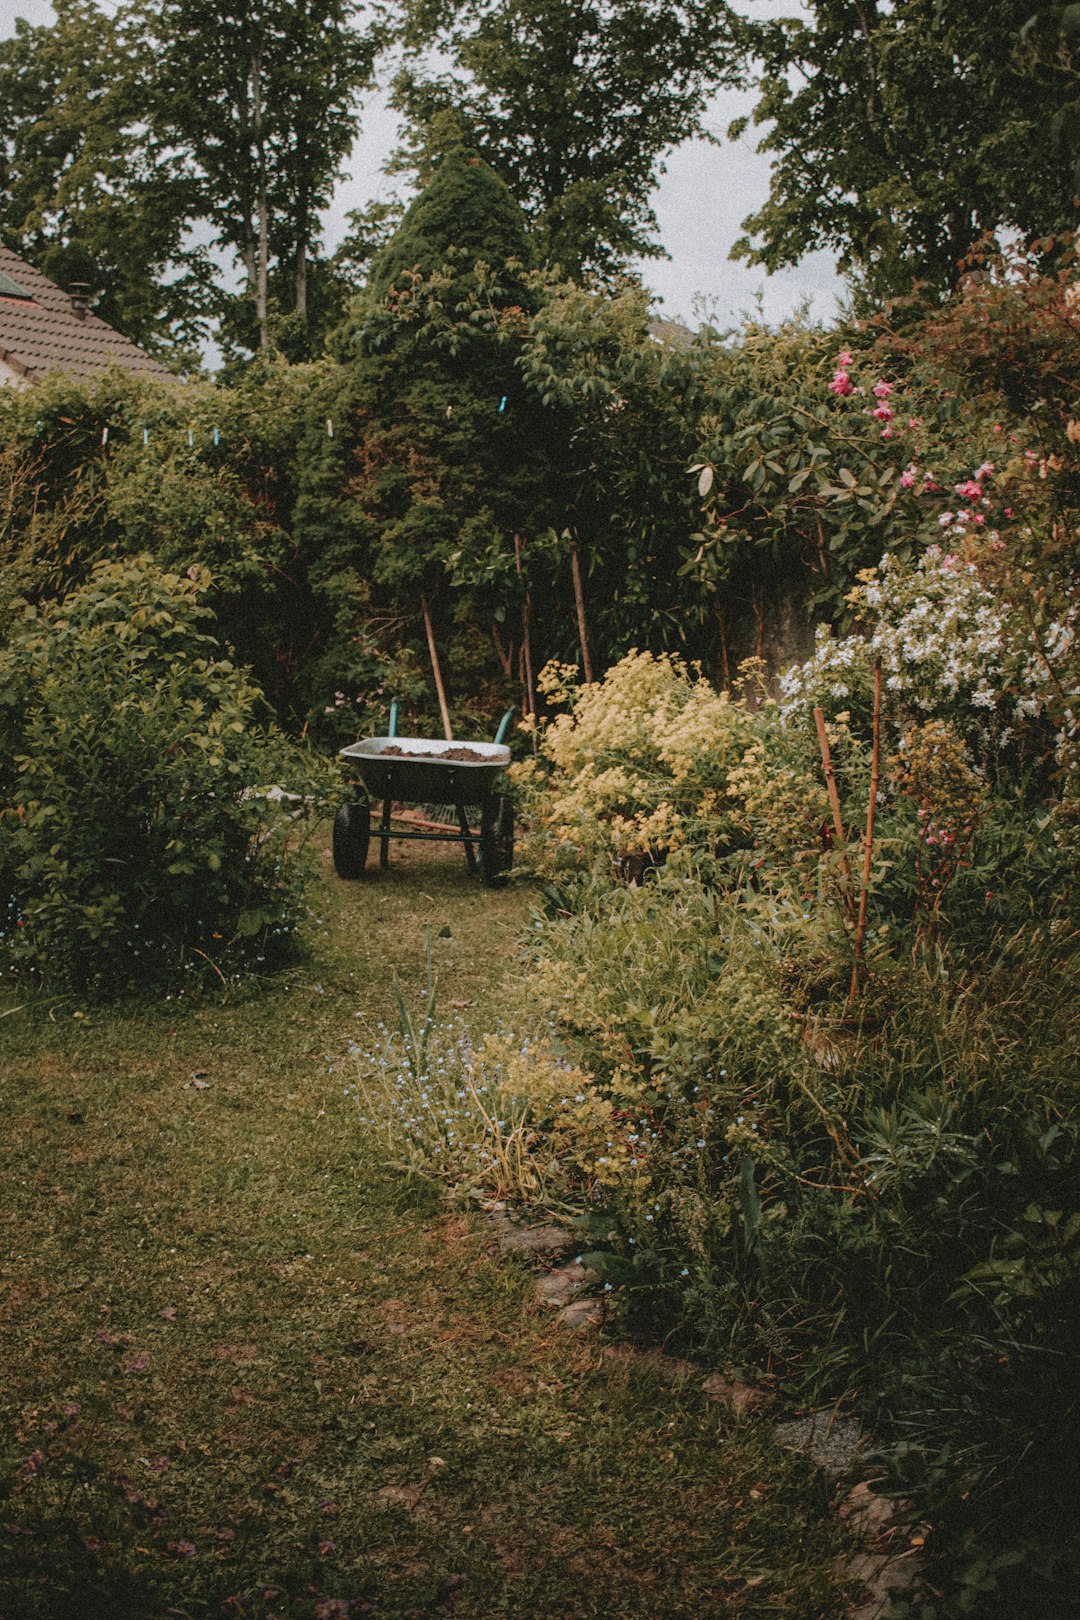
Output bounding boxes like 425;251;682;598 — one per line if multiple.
1;0;843;328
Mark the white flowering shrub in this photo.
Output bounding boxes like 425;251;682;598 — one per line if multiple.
780;544;1078;756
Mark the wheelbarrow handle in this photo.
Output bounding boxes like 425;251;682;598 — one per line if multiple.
493;708;514;746
388;700;399;738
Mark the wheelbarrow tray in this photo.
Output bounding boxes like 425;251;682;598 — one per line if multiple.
338;735;510;806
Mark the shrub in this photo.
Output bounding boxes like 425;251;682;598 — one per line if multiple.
0;558;334;997
512;649;816;873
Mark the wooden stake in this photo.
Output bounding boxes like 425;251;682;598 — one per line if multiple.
814;510;831;582
514;532;537;717
568;532;594;684
421;593;453;741
813;706;854;917
849;660;882;1005
491;620;514;679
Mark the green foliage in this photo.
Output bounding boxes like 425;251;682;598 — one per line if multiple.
395;0;739;276
367;147;532;300
143;0;385;356
730;0;1079;301
0;362;365;726
294;156;546;727
0;557;334;997
0;0;384;358
0;0;213;357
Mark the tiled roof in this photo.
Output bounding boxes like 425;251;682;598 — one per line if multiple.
0;244;176;384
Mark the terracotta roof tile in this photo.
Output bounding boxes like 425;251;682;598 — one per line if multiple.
0;245;176;385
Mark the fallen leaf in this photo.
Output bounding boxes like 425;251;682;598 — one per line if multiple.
212;1343;258;1366
158;1306;178;1321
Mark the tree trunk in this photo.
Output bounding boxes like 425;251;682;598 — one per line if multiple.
295;234;308;322
421;594;453;741
568;531;594;684
251;46;270;350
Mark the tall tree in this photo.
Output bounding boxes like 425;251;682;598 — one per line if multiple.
394;0;738;278
298;151;545;722
0;0;212;357
145;0;386;353
729;0;1079;302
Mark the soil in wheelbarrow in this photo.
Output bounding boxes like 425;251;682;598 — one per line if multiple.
380;743;493;762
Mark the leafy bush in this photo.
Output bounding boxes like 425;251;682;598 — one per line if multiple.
512;649;822;875
0;557;334;997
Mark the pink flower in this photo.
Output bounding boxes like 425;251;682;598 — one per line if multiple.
871;404;893;422
977;461;995;477
828;369;854;396
973;513;985;525
938;512;954;527
954;479;982;499
837;349;853;367
1004;507;1014;519
900;468;917;487
908;416;924;429
872;380;893;399
880;425;892;439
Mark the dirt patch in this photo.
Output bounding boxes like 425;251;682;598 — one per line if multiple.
379;745;492;762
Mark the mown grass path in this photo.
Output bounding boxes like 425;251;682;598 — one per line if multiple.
1;842;853;1619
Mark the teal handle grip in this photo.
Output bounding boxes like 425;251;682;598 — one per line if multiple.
493;708;514;745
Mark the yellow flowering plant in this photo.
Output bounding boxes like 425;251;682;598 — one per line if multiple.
513;649;785;868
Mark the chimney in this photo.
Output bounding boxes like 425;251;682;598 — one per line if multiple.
67;282;92;317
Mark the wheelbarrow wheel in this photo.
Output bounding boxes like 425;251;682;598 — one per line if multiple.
333;800;370;880
479;795;514;887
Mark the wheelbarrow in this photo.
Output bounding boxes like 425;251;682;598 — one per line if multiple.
333;703;515;886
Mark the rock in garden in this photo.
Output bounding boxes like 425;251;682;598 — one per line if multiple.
773;1411;874;1478
556;1295;605;1329
488;1213;574;1258
534;1263;597;1308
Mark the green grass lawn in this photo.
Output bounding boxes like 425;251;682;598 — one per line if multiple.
0;839;855;1619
